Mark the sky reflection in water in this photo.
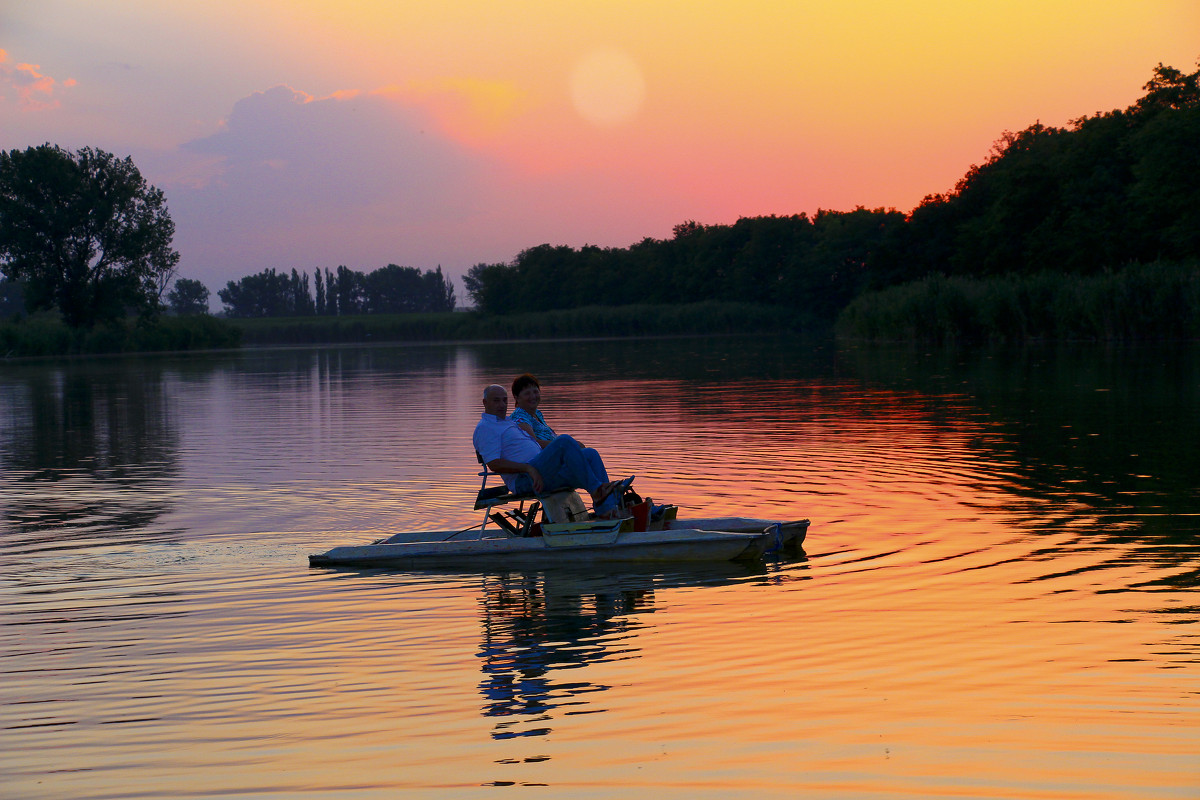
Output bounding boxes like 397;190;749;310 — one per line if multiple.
1;337;1197;798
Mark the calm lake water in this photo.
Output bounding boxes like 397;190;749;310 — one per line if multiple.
2;335;1197;799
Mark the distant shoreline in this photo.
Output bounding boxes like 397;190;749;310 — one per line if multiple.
5;270;1200;361
225;301;813;347
0;301;812;360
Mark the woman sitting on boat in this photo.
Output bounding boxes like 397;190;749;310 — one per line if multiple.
509;373;620;497
508;373;558;447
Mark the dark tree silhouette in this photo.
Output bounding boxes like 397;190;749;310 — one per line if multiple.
0;144;179;327
167;277;210;315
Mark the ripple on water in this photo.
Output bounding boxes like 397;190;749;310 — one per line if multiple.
2;341;1198;799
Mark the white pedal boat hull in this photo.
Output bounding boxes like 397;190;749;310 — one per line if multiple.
308;517;808;569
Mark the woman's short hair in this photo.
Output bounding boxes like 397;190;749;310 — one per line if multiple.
512;373;540;397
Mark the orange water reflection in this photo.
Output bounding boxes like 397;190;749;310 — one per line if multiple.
2;338;1198;798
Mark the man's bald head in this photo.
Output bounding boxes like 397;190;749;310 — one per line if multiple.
482;384;508;419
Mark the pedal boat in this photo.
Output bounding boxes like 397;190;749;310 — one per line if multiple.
308;516;809;569
308;461;809;569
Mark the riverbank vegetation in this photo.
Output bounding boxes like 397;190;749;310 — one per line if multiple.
836;261;1200;343
0;313;240;358
228;301;807;346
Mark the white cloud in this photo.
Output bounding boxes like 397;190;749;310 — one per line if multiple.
161;81;695;293
181;85;484;216
168;84;515;286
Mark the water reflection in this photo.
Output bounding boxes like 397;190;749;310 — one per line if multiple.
2;365;175;474
478;573;646;740
839;341;1200;555
3;338;1199;800
0;362;184;546
475;565;765;742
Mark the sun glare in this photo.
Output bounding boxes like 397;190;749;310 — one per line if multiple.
569;48;646;127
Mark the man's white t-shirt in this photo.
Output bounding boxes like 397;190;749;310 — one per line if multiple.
473;413;542;491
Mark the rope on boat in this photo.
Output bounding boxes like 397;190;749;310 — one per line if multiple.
371;524;487;545
443;523;486;541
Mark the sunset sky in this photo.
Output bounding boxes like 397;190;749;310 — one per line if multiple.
2;1;1197;299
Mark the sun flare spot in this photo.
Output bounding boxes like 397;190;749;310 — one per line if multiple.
569;49;646;127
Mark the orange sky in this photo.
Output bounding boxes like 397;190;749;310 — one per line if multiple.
1;1;1197;295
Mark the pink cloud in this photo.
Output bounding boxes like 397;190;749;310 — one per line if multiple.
0;49;76;110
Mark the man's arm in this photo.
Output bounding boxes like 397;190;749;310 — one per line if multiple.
486;458;544;492
514;421;552;448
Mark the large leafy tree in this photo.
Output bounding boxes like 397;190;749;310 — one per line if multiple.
0;144;180;328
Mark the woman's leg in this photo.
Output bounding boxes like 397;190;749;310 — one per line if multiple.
582;448;609;485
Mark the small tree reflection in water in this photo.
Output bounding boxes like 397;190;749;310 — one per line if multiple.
0;364;181;545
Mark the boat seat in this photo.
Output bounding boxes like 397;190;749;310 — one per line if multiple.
473;483;535;510
474;451;588;533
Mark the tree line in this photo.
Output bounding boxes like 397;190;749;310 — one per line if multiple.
2;59;1195;344
217;264;456;317
464;61;1200;321
0;142;455;328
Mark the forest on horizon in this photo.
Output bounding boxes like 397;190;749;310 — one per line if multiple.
130;59;1200;330
3;60;1195;352
458;61;1199;324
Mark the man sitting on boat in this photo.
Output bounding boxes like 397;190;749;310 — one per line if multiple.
473;384;625;519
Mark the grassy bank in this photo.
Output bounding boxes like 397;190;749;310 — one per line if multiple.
228;301;816;345
0;313;241;358
836;261;1200;343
